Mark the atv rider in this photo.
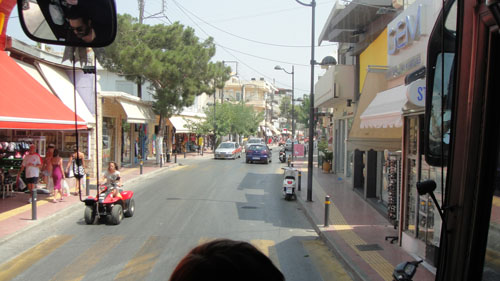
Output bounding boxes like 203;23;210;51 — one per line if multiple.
103;161;122;199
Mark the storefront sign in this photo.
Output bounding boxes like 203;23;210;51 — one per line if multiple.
406;79;426;107
388;4;422;55
387;54;422;79
387;0;442;79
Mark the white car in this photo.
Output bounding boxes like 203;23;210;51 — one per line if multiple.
244;138;264;151
214;142;242;160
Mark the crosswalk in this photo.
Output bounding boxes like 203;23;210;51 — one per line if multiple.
0;235;353;281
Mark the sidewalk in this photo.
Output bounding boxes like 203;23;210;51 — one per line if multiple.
0;150;212;242
292;157;435;281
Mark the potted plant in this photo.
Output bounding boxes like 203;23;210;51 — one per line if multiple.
317;139;328;167
323;151;333;172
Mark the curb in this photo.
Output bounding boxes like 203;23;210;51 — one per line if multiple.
296;191;368;281
0;163;179;245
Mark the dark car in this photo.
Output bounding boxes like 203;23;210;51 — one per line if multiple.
245;144;272;164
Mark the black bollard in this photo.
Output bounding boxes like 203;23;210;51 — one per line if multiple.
324;195;331;227
175;153;177;163
140;160;143;174
160;154;163;168
298;171;302;191
31;187;37;220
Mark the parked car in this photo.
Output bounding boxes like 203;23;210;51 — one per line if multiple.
244;138;264;151
214;142;242;160
246;144;272;164
284;139;299;151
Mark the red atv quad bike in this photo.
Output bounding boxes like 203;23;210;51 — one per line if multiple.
83;184;135;225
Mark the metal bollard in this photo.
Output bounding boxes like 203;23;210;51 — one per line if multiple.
160;154;163;168
32;187;37;220
86;174;90;196
324;195;330;227
140;160;144;174
298;171;302;191
287;156;291;167
175;153;177;163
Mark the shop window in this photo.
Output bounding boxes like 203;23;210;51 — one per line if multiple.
60;132;89;158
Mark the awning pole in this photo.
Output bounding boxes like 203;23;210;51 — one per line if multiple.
72;55;82;202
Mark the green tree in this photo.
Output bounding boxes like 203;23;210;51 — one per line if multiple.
279;95;292;128
296;95;310;128
186;103;263;146
96;14;229;162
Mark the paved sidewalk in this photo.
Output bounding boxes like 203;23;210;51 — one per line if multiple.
0;151;217;242
292;157;436;281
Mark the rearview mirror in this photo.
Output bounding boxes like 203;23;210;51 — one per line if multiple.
424;0;457;166
17;0;117;47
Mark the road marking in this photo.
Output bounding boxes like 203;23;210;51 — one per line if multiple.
50;235;124;281
250;239;281;270
114;236;168;281
0;235;73;281
302;239;353;281
492;195;500;207
0;199;51;222
312;177;394;281
169;166;188;171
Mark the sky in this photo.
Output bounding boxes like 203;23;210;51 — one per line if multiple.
7;0;339;98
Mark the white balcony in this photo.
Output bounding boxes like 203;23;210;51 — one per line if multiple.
314;64;355;109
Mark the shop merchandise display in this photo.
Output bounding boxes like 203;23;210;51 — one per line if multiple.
386;155;400;224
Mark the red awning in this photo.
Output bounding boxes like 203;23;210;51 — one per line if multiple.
0;51;87;130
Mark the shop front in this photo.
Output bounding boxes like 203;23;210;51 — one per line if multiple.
101;91;155;169
315;64;356;178
0;50;87;184
170;116;203;153
347;67;402;223
384;0;443;266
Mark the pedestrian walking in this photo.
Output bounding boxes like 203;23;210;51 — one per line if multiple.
66;148;85;195
50;149;65;203
42;144;55;195
17;144;42;203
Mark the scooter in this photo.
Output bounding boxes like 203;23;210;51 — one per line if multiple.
83;182;135;225
282;167;297;201
392;260;422;281
279;147;287;163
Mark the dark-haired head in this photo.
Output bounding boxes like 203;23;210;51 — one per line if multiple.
53;149;59;157
108;161;119;171
169;239;284;281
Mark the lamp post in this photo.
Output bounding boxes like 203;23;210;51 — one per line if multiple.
295;0;337;202
295;0;316;202
274;65;295;161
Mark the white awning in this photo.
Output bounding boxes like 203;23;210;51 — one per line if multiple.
360;85;407;129
14;59;53;94
36;62;95;124
119;100;154;124
170;116;201;133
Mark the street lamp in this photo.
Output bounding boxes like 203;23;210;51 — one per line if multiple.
274;65;295;161
296;0;337;201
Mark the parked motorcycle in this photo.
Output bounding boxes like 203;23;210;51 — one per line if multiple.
282;167;297;201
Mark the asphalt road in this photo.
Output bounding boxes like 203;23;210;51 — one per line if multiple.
0;149;352;281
